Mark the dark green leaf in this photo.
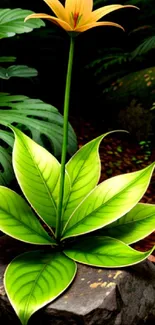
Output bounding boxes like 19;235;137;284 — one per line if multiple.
0;93;77;186
0;56;16;63
0;65;38;80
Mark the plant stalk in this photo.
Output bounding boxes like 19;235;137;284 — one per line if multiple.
55;37;75;240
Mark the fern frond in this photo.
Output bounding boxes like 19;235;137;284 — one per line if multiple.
131;36;155;58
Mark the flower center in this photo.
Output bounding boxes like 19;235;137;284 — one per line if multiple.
71;12;82;28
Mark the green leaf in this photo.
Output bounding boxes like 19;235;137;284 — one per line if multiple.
0;187;55;244
0;130;14;185
63;134;106;227
12;127;70;228
4;250;77;325
62;163;155;239
0;65;38;80
100;203;155;244
12;127;60;227
0;56;16;63
0;129;14;147
0;9;45;39
0;93;77;186
63;132;124;229
0;146;14;185
64;236;154;268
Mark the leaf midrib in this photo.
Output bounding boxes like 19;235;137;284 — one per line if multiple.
22;259;50;323
107;212;155;229
20;134;57;213
0;207;51;242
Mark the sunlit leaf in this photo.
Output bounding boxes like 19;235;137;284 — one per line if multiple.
12;127;71;228
100;203;155;244
62;163;155;239
0;187;55;244
63;134;106;227
64;236;154;267
12;127;60;227
5;250;77;325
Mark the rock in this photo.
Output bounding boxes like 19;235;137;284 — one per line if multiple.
0;235;155;325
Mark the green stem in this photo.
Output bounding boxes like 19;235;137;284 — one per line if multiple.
55;37;75;240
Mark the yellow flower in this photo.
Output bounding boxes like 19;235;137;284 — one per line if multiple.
25;0;139;33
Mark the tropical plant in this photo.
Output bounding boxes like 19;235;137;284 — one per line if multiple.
0;1;154;325
1;125;155;325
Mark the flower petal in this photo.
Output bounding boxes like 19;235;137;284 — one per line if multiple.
24;13;72;31
65;0;93;27
65;0;93;14
75;21;125;33
43;0;67;21
88;5;139;23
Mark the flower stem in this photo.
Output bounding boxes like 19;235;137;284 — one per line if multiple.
55;37;75;241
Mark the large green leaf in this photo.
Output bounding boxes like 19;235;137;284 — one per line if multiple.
0;65;38;80
62;163;155;239
63;134;106;228
12;127;70;228
64;236;154;268
0;93;77;186
4;250;77;325
0;187;55;244
100;203;155;244
0;9;45;39
63;131;125;227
